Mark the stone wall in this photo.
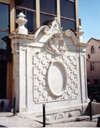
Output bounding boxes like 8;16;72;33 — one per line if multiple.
9;13;89;120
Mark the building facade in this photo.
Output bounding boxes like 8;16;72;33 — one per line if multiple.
86;38;100;85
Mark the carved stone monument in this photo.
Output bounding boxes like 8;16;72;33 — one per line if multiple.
9;13;89;122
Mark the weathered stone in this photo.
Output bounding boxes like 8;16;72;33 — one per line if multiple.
9;13;89;121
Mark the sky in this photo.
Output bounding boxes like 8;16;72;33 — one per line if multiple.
78;0;100;43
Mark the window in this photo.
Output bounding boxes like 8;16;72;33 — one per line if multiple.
19;0;35;10
26;11;35;32
90;63;94;71
40;0;57;25
60;0;75;19
15;0;76;32
40;14;54;26
61;18;76;31
0;3;9;50
91;46;95;53
60;0;76;32
40;0;56;15
16;0;36;32
0;3;10;60
0;3;9;98
88;54;90;59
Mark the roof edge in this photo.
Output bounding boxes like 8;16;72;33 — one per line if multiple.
87;38;100;43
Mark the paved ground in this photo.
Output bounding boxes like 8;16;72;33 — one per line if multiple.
47;120;97;127
0;112;98;127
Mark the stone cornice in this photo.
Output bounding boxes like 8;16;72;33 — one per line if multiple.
64;30;88;47
77;43;88;47
9;33;35;40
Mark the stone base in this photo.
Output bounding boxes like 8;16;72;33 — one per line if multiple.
92;102;100;115
35;115;90;124
34;103;89;123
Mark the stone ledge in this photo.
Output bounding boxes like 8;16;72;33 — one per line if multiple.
9;33;35;40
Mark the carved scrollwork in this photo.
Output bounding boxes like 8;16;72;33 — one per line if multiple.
43;17;62;35
43;26;51;35
64;30;79;45
64;30;72;37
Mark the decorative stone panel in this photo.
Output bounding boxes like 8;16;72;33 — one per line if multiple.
33;53;78;103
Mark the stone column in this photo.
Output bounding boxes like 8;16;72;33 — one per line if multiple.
9;12;28;111
76;25;89;113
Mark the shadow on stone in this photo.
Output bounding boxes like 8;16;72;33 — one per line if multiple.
97;117;100;127
0;101;5;112
0;125;6;127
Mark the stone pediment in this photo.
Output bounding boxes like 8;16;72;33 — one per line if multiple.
34;18;79;45
33;17;87;55
34;17;63;43
9;15;87;54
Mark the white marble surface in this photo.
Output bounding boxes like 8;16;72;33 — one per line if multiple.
9;13;89;120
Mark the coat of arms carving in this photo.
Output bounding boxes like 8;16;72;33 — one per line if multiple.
46;34;67;55
44;18;67;55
